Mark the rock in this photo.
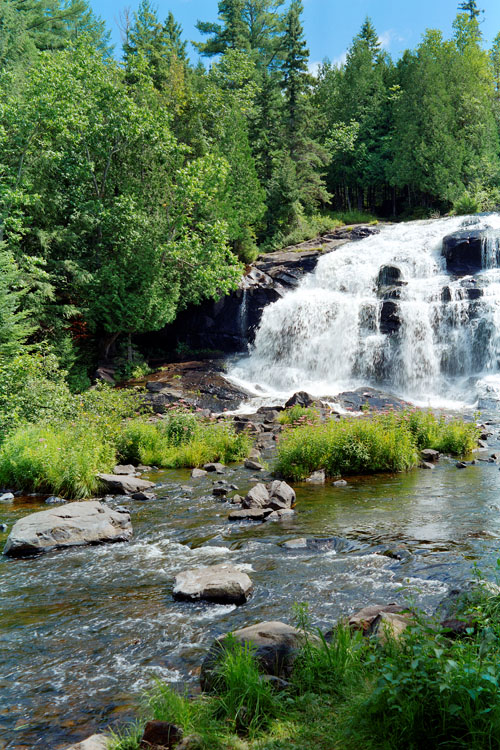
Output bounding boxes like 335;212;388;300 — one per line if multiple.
478;439;489;449
173;563;253;605
421;449;440;463
0;523;7;532
191;468;207;478
371;611;410;643
97;474;155;495
212;487;228;497
377;265;404;289
332;479;347;487
63;734;108;750
228;508;272;521
113;464;136;475
419;462;435;470
283;536;355;552
269;480;296;507
45;495;67;505
441;618;474;638
176;735;203;750
348;604;406;634
267;509;295;520
244;458;264;471
139;721;183;750
442;229;500;276
305;470;326;484
380;300;401;335
201;621;314;691
242;483;270;508
137;465;153;472
456;461;467;469
3;501;132;557
231;494;243;504
284;391;316;408
0;492;14;503
203;463;225;474
131;491;156;501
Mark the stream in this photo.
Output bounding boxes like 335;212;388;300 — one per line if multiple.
3;436;500;748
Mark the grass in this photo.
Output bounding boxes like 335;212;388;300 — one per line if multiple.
109;579;500;750
275;410;479;481
277;405;320;427
269;209;379;251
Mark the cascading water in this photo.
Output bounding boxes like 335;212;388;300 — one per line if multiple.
228;214;500;407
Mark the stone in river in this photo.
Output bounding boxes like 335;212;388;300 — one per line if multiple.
63;734;108;750
97;473;155;495
268;480;295;507
421;449;440;463
191;468;208;478
244;458;264;471
456;462;468;469
131;491;156;501
113;464;136;475
140;720;183;749
242;483;270;508
228;508;272;521
0;492;14;503
306;470;326;484
284;391;316;408
203;462;225;474
45;495;67;504
212;486;229;497
3;501;132;557
173;563;253;604
332;479;347;487
419;462;435;470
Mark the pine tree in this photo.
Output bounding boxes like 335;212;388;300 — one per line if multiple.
358;17;380;56
164;11;187;61
0;246;33;357
458;1;482;20
195;0;248;56
280;0;309;139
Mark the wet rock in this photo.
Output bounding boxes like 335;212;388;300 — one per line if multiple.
0;492;14;503
267;508;295;520
421;449;440;463
64;735;108;750
478;439;489;449
306;470;326;484
97;474;155;495
139;721;183;749
348;604;405;634
337;387;410;412
377;265;404;289
283;536;354;552
285;391;316;408
113;464;136;475
419;461;435;470
228;508;272;521
231;494;243;504
0;523;7;532
191;468;207;478
456;462;467;469
3;501;132;557
244;458;264;471
269;480;296;507
203;463;225;474
45;496;67;504
380;300;401;335
371;611;410;643
137;465;153;472
201;620;315;691
173;563;253;605
442;229;499;276
131;491;156;501
242;483;270;509
212;487;228;497
332;479;347;487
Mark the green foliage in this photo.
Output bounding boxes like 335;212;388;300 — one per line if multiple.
0;245;34;356
118;413;251;469
275;410;478;481
277;405;320;426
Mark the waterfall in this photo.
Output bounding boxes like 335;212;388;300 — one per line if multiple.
228;214;500;407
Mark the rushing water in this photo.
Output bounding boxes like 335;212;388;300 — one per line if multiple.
228;214;500;408
3;447;500;749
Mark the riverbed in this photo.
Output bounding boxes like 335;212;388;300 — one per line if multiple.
3;433;500;749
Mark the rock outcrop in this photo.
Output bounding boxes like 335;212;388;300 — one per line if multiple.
97;474;155;495
173;563;253;604
3;501;132;557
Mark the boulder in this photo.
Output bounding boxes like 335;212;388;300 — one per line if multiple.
0;492;14;503
228;508;272;522
131;491;156;501
45;495;67;505
377;265;404;289
140;721;183;750
201;620;314;691
332;479;347;487
305;470;326;484
284;391;316;408
379;300;401;335
176;735;203;750
283;536;356;552
421;449;440;463
456;461;467;469
348;604;405;634
371;611;410;643
267;508;295;520
269;480;296;507
212;487;229;497
113;464;136;475
173;563;253;605
244;458;264;471
97;474;155;495
442;229;496;275
3;501;132;557
203;463;225;474
64;734;108;750
191;468;207;478
420;462;435;470
242;483;270;508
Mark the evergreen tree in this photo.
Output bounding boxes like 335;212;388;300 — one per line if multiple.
195;0;248;56
0;246;33;357
358;17;381;56
164;11;187;61
458;1;482;20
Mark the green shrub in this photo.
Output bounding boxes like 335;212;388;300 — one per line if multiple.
330;210;378;225
277;405;320;426
0;421;116;498
275;410;479;481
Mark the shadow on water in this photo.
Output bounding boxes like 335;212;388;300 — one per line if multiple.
2;448;500;748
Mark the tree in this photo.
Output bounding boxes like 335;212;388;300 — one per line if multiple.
358;17;381;57
164;11;187;61
195;0;248;56
458;1;482;20
0;245;33;356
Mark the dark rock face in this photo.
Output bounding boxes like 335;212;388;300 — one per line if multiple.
140;721;183;750
336;387;411;412
377;265;403;288
379;300;401;335
284;391;317;408
442;229;500;275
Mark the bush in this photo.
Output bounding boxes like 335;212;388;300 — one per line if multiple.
277;405;320;426
118;413;251;469
275;410;479;481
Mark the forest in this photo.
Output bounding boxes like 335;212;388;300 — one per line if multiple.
0;0;500;387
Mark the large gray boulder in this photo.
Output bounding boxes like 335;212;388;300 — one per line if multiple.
173;563;253;605
242;483;270;509
201;621;314;692
269;480;295;507
64;735;108;750
3;501;132;557
97;473;155;495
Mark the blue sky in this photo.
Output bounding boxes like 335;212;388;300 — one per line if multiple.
90;0;500;66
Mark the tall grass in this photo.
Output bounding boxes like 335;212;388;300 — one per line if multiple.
275;410;479;481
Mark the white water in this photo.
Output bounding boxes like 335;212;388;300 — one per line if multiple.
228;214;500;409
